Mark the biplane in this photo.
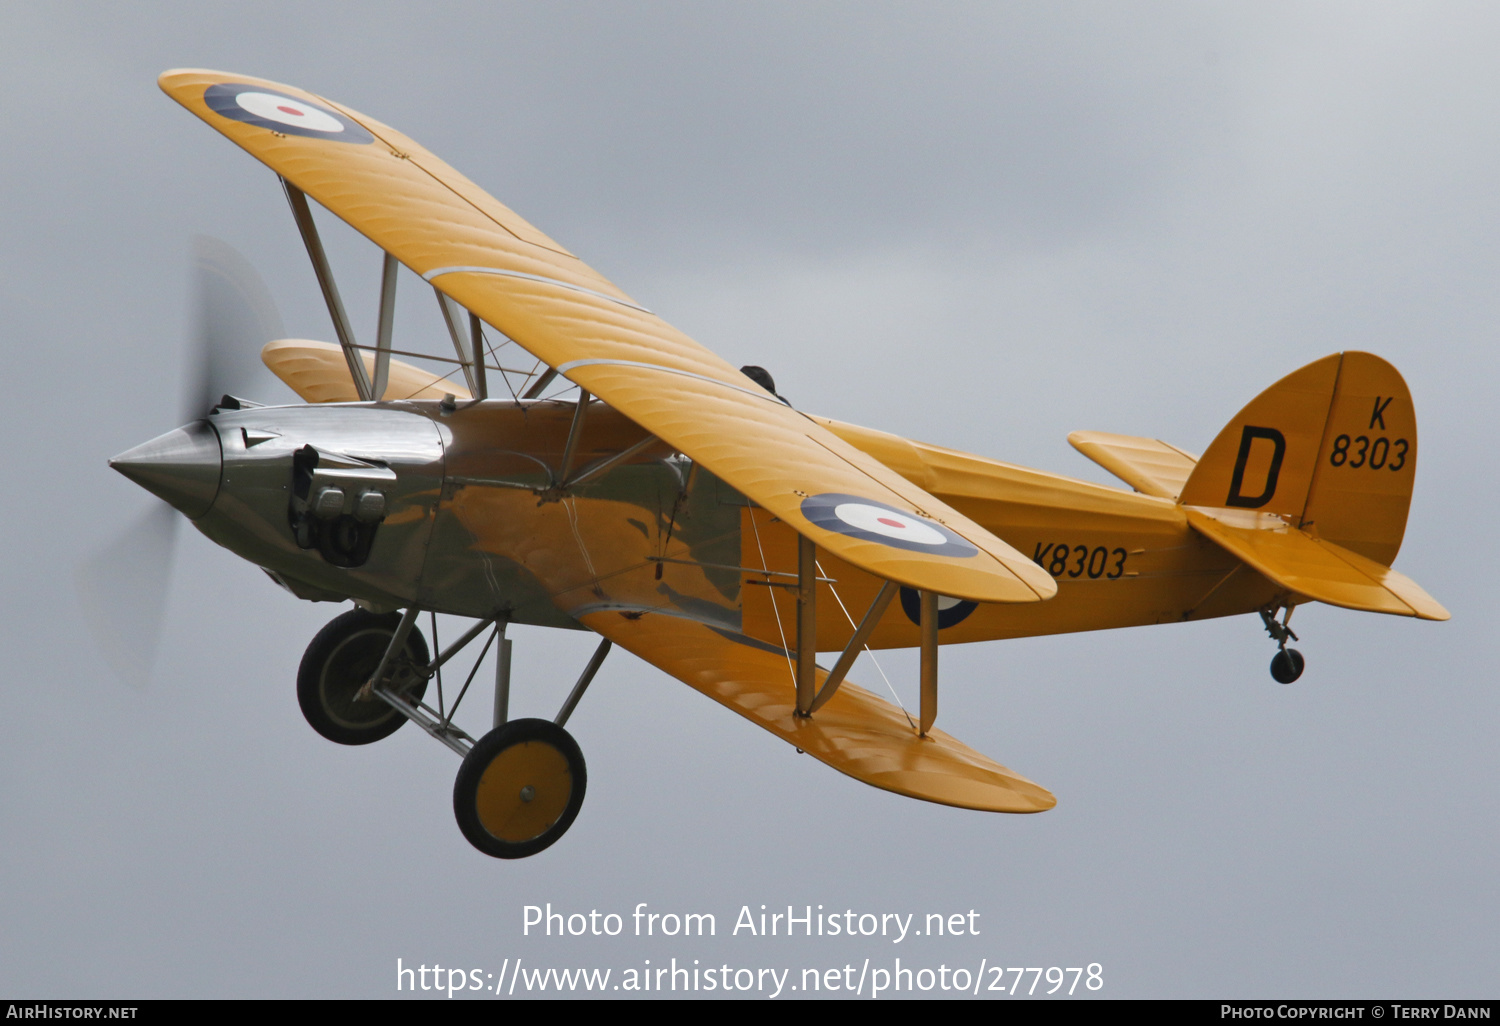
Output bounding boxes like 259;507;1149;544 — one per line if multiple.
110;70;1448;859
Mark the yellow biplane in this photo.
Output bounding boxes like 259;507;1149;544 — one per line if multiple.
110;70;1448;859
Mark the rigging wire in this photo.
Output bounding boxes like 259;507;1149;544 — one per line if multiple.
747;509;796;687
392;363;469;401
816;558;915;730
440;625;499;729
476;324;522;404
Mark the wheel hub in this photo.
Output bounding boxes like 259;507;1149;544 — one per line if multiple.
474;740;573;843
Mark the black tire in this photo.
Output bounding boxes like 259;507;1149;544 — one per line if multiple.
1270;647;1306;684
297;608;429;745
453;719;587;859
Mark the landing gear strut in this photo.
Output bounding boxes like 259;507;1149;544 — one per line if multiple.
298;607;610;858
1260;605;1305;684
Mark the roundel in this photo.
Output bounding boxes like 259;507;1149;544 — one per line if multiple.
203;84;374;144
898;587;978;629
799;493;977;557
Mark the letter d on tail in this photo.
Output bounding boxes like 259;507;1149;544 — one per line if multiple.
1178;352;1339;518
1225;426;1285;508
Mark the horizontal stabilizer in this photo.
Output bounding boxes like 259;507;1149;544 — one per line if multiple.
579;609;1056;813
1185;509;1448;620
1068;431;1198;500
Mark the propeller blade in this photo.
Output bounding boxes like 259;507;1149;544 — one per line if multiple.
74;504;180;691
187;235;288;419
81;238;287;689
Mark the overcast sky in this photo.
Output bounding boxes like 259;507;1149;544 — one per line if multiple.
1;1;1495;999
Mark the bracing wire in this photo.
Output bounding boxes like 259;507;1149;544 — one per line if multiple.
440;625;499;729
476;325;522;404
816;558;915;729
747;509;796;687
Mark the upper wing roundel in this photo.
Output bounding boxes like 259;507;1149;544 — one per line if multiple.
203;83;373;143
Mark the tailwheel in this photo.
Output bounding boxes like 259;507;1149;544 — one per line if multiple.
297;608;429;745
453;718;586;859
1259;605;1305;685
1270;648;1306;684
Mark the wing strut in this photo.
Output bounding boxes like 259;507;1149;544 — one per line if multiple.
522;367;558;399
468;312;487;400
807;579;897;715
919;590;938;735
557;387;591;482
564;435;660;490
435;288;486;398
372;251;397;400
281;178;374;401
795;535;817;714
791;550;939;734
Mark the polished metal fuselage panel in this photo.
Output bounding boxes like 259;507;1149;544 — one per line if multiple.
415;400;740;630
184;400;744;631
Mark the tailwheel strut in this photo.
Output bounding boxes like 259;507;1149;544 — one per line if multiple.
1260;605;1305;684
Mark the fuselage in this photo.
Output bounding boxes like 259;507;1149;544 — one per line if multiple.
117;398;1278;652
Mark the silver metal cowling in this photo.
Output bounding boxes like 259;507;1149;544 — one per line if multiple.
194;404;445;611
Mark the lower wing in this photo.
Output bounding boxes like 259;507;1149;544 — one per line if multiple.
577;607;1055;813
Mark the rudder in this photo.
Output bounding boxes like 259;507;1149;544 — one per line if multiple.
1178;352;1416;566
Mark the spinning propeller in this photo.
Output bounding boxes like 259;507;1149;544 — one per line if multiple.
77;238;287;689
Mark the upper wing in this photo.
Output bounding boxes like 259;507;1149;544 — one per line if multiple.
1068;431;1199;500
161;69;1054;606
578;608;1055;813
262;339;472;402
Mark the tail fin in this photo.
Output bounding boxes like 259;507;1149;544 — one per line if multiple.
1178;352;1416;566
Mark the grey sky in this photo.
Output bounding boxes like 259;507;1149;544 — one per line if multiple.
1;2;1494;998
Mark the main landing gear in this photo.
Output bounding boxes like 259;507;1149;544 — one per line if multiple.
1260;605;1305;684
298;608;430;745
453;718;587;859
296;606;612;859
